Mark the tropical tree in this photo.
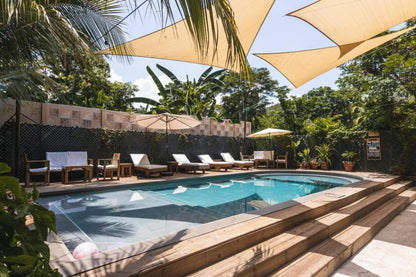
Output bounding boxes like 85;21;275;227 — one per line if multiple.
48;55;138;111
1;0;128;100
221;67;280;130
1;0;249;101
130;64;225;119
336;21;416;130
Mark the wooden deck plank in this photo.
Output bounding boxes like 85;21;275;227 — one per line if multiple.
68;178;403;277
270;187;416;277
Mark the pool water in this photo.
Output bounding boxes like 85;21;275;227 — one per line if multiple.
40;173;359;253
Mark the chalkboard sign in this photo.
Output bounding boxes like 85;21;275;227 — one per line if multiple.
366;138;381;160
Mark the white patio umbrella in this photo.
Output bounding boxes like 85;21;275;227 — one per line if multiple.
248;128;292;158
135;113;201;162
248;128;292;138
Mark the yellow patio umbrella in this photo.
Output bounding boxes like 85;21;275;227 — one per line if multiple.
248;128;292;158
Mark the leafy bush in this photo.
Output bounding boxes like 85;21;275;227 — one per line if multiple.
0;163;60;276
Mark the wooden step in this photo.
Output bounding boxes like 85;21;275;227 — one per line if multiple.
269;186;416;277
188;180;413;277
72;177;401;277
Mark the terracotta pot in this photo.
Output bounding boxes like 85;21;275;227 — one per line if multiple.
310;162;319;169
343;161;355;172
320;162;328;170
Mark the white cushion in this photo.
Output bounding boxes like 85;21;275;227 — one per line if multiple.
46;152;68;168
130;154;152;167
172;154;190;164
136;164;167;170
197;154;214;163
97;164;118;170
179;162;210;169
68;151;88;165
254;151;274;160
220;153;235;162
29;167;48;173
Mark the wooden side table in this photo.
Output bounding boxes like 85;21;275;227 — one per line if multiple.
62;165;92;184
168;161;178;173
255;159;269;168
120;163;132;177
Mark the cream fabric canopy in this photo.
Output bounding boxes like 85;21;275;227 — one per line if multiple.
135;113;201;131
289;0;416;48
97;0;275;71
255;27;415;88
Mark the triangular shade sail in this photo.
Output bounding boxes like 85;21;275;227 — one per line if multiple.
97;0;275;71
289;0;416;47
255;27;415;88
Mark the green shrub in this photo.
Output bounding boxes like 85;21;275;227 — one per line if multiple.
0;163;60;276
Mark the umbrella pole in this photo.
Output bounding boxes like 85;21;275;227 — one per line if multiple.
165;115;169;164
269;133;273;166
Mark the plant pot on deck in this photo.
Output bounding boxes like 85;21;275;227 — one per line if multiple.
343;161;355;172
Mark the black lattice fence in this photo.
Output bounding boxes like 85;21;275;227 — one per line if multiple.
3;122;415;181
0;123;249;181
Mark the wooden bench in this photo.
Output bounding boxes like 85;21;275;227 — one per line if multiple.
46;151;93;184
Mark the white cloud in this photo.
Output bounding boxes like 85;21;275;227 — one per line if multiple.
109;69;123;82
133;75;170;101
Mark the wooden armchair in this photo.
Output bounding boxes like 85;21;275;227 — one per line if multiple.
240;152;254;161
97;153;120;181
276;152;288;169
25;154;50;187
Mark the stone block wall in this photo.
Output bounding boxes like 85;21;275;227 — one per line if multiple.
0;99;251;137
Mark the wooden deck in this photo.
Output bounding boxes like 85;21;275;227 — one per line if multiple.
39;170;416;277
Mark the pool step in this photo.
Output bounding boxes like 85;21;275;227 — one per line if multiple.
72;176;403;277
269;185;416;277
188;180;414;277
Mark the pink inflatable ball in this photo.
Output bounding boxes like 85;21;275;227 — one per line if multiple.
72;242;99;259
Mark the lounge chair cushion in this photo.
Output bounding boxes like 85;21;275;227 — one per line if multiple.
130;154;167;176
172;154;191;164
198;154;233;166
220;152;236;162
220;152;254;168
172;154;210;169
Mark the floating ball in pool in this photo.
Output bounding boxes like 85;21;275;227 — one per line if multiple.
73;242;98;259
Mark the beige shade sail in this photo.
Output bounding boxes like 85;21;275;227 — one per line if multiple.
255;26;415;88
289;0;416;49
97;0;275;71
135;113;201;131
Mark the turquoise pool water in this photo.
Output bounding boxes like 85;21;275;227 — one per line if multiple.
40;173;360;253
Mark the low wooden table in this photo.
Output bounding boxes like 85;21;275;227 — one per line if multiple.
168;161;178;173
255;159;269;168
62;165;92;184
120;163;132;177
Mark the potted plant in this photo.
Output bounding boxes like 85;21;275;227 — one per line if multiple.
298;148;311;169
315;144;332;170
341;151;357;172
310;157;319;169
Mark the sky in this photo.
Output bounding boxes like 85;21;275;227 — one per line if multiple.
106;0;341;102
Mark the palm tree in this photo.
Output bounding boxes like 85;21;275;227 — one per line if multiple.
129;63;225;119
1;0;247;101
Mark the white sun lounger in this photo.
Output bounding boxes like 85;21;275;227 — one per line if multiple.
172;154;209;174
220;152;253;170
130;154;168;177
197;154;233;171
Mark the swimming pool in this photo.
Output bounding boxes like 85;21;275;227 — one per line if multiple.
40;172;360;253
